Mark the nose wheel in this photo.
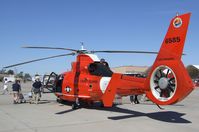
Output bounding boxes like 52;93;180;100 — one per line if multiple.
150;66;177;101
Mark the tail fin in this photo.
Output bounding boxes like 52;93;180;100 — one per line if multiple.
146;13;194;105
157;13;191;60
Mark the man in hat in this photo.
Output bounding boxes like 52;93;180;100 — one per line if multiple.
32;76;42;104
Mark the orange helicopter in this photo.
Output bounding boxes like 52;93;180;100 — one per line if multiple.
4;13;194;109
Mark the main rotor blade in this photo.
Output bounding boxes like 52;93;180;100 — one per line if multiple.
22;47;186;55
22;46;78;52
3;53;75;68
92;50;186;55
92;50;158;54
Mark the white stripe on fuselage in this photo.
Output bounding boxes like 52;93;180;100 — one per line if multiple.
100;77;111;93
86;54;100;61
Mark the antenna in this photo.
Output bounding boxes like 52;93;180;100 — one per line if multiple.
80;42;86;51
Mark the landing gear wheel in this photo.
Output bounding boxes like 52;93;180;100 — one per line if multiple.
72;104;76;110
56;98;63;103
150;65;177;101
72;98;80;110
72;103;80;110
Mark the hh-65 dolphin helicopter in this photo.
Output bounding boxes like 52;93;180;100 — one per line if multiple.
4;13;194;109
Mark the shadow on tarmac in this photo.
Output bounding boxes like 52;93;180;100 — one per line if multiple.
54;104;191;124
55;109;75;114
106;107;190;123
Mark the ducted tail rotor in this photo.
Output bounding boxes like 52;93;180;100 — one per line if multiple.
150;66;177;101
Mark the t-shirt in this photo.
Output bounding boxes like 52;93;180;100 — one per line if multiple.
12;83;21;92
33;81;42;89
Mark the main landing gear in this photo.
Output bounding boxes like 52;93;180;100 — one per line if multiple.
71;103;80;110
72;98;80;110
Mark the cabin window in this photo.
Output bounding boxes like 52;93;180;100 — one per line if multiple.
88;62;113;77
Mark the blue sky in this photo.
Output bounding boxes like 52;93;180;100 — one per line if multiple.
0;0;198;75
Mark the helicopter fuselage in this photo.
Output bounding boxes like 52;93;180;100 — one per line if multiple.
54;54;148;104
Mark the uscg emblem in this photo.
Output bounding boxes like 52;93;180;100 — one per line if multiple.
173;17;182;28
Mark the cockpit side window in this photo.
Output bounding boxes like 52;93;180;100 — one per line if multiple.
88;62;113;77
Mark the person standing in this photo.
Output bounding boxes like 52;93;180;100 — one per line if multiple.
130;95;140;104
134;95;140;104
2;78;9;94
12;80;21;104
32;77;42;104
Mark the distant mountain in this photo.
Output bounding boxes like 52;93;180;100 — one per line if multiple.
111;66;149;74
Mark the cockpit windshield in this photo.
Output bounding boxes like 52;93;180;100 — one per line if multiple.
88;62;113;77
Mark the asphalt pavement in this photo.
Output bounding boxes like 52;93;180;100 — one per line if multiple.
0;82;199;132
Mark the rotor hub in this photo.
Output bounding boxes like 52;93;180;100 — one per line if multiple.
158;77;169;90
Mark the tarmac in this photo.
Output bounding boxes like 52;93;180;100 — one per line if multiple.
0;82;199;132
